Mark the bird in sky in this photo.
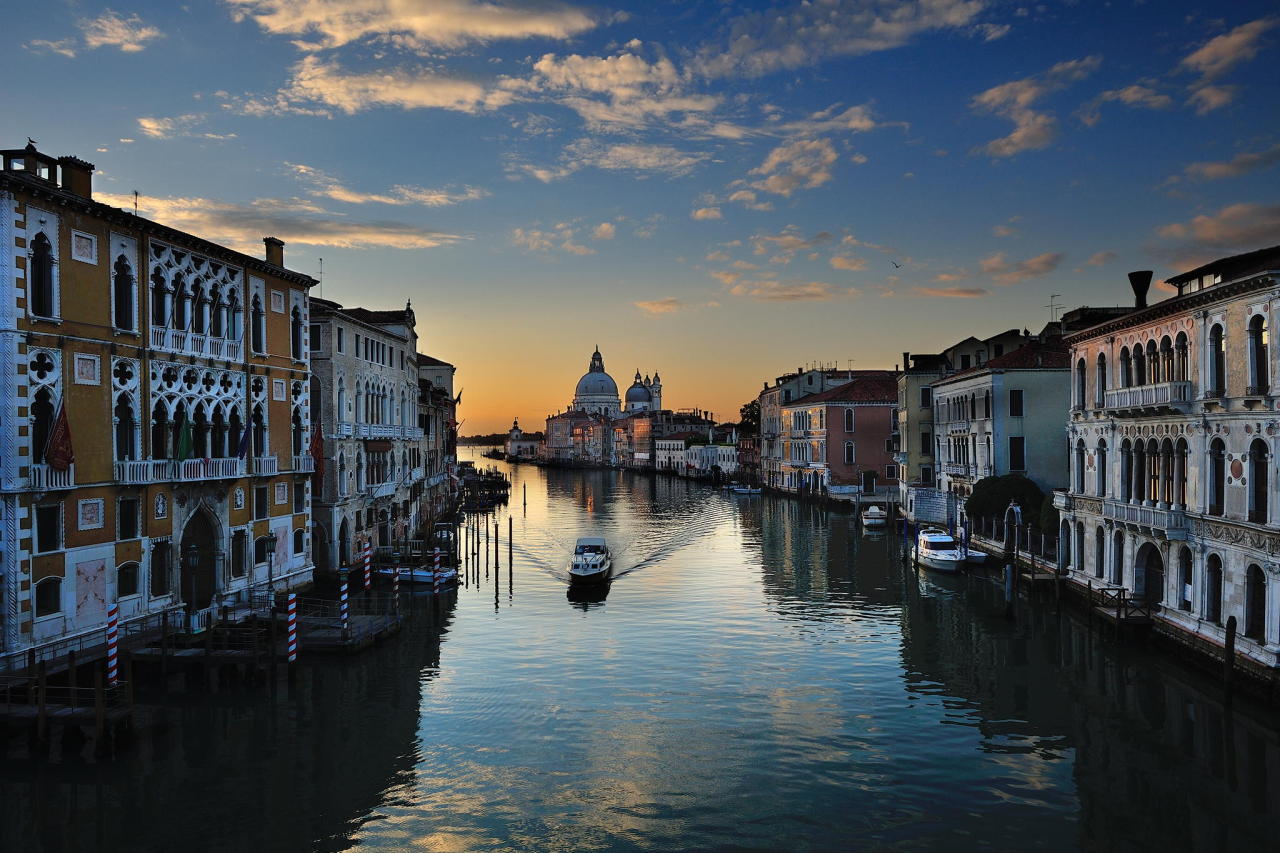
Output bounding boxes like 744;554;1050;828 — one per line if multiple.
891;261;902;269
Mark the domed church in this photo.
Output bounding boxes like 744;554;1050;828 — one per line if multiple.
571;347;662;418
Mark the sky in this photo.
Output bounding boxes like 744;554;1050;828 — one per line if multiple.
6;1;1280;433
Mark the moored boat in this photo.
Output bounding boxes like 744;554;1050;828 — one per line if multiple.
569;537;612;583
375;563;458;586
860;505;888;528
731;485;762;495
916;528;965;573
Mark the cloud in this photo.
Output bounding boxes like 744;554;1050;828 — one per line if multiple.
731;260;758;270
289;163;487;206
591;222;615;240
913;286;989;298
512;223;594;256
1077;83;1173;126
25;38;78;57
224;0;597;50
634;298;685;315
518;139;709;181
692;0;987;79
1179;143;1280;181
726;189;772;211
971;55;1101;157
992;224;1017;237
233;56;510;116
691;207;722;221
137;115;238;141
750;138;838;196
729;280;858;302
80;10;163;52
829;255;867;271
1156;203;1280;257
1180;18;1276;114
979;250;1064;284
778;103;882;136
710;270;741;286
705;250;730;262
750;226;834;259
1086;251;1116;266
96;192;461;252
932;271;969;282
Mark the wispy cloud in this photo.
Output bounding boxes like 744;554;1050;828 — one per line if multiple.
591;222;616;240
729;280;857;302
913;286;989;298
97;192;461;252
1085;251;1116;266
1179;18;1276;114
25;38;78;58
749;138;839;196
971;55;1101;157
517;139;709;182
634;298;686;315
829;255;866;271
979;250;1064;284
1156;203;1280;260
512;223;594;256
1077;82;1172;127
26;9;163;57
750;226;834;259
224;0;597;51
137;115;238;141
1177;143;1280;182
691;207;722;221
289;163;488;206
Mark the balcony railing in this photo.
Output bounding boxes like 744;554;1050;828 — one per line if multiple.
30;463;75;490
943;462;971;476
1102;498;1188;537
179;458;244;480
116;458;245;484
1104;381;1192;412
253;455;278;476
946;420;971;434
293;454;316;473
150;326;243;362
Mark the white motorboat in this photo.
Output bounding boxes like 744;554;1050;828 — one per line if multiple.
916;528;965;573
731;485;762;495
861;505;888;528
569;537;612;583
375;564;458;586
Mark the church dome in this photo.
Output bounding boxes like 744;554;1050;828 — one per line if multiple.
625;371;651;403
575;347;618;398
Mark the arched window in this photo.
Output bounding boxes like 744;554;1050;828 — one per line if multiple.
1146;439;1160;505
1075;358;1087;408
1096;440;1107;497
1133;343;1146;385
113;255;134;331
1209;438;1226;516
1094;526;1105;579
151;401;170;459
191;283;207;335
209;286;224;337
1112;531;1125;585
1075;522;1084;576
151;268;168;327
211;407;227;458
338;452;347;497
1205;554;1223;624
337;382;347;422
293;528;305;556
1174;332;1189;381
1248;314;1269;394
116;562;140;598
227;290;241;340
1059;520;1071;570
292;408;304;457
1160;336;1174;383
114;394;137;461
251;404;266;458
1074;439;1086;493
1249;438;1268;523
228;408;243;459
1178;547;1193;611
1245;565;1266;641
1120;439;1132;502
150;541;171;597
1174;438;1189;508
1095;353;1107;406
969;394;976;419
251;294;266;354
254;536;271;565
1119;347;1132;388
1208;324;1225;395
34;576;61;617
843;441;854;465
31;387;55;465
30;233;56;318
172;275;188;329
984;390;991;418
231;530;247;577
291;307;303;360
1146;340;1160;383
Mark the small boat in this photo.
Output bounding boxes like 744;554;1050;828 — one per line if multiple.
860;505;888;528
375;564;458;586
569;537;612;583
731;485;762;495
963;549;987;565
916;528;965;573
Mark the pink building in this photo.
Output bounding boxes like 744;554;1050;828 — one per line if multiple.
780;373;899;496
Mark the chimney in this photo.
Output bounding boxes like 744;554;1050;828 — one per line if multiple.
57;156;94;199
1128;270;1153;309
264;236;285;267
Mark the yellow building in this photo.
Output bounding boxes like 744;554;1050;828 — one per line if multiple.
0;142;316;668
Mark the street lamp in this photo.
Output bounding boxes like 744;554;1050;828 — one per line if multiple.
266;530;279;592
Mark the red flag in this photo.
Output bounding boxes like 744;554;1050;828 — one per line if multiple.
308;420;325;480
45;402;74;470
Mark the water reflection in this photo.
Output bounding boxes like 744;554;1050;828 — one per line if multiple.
567;581;611;609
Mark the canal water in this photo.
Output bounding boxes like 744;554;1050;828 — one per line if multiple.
4;447;1280;852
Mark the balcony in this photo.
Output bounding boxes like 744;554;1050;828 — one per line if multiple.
178;458;244;480
337;422;354;438
116;459;172;484
1104;381;1193;414
293;454;316;473
946;420;971;435
115;458;245;484
30;463;75;490
253;456;278;476
943;462;971;476
150;326;242;362
1102;498;1188;539
368;480;397;499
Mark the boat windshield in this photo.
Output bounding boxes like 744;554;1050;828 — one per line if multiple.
575;545;605;555
922;538;957;550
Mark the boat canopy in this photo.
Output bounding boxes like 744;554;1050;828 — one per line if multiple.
575;537;607;554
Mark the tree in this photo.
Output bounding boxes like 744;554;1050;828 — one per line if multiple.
964;474;1046;527
738;399;760;435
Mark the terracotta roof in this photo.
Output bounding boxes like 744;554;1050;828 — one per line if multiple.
936;338;1069;383
787;374;899;405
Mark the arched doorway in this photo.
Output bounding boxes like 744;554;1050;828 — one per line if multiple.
179;509;219;612
312;523;330;574
1135;541;1164;606
338;517;351;568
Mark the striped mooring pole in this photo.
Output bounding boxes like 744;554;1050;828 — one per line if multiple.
286;593;298;663
105;604;119;687
339;574;350;633
433;547;442;592
362;540;372;591
392;565;400;611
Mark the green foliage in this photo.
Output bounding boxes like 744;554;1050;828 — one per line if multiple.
1039;498;1060;533
964;474;1046;526
739;400;760;435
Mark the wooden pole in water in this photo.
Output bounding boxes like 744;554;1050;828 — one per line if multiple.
508;515;513;587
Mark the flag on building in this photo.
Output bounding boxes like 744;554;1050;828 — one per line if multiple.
235;423;251;459
309;421;325;479
45;402;74;471
176;416;194;461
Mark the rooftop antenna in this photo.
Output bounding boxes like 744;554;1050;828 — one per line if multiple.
318;257;324;299
1045;293;1063;323
133;190;138;215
